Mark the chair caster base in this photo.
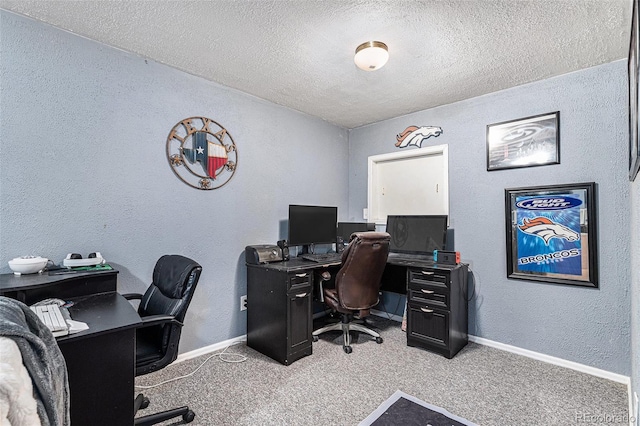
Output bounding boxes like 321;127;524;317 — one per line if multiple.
376;337;383;344
134;394;150;411
134;403;194;425
183;410;196;423
312;335;319;342
343;345;352;354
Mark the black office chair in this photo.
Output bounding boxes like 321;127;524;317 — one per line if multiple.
123;255;202;426
312;232;390;353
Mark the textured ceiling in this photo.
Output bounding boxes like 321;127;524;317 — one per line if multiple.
0;0;632;129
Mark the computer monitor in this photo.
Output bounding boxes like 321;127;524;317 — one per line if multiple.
288;205;338;252
385;215;448;255
336;222;375;241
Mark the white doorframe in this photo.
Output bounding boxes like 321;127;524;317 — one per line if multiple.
367;145;449;224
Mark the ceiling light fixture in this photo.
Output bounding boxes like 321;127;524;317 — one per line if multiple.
354;41;389;71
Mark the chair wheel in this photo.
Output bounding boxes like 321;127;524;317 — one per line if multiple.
376;337;383;344
312;335;319;342
183;410;196;423
140;396;150;409
343;345;352;354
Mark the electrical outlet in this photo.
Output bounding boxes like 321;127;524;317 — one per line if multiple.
240;295;247;311
363;208;368;220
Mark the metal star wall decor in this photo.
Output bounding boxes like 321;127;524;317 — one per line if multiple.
166;117;238;190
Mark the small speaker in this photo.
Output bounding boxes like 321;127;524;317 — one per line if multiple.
245;245;282;264
277;240;290;261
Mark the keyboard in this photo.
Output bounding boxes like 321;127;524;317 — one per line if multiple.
300;253;342;263
31;304;69;337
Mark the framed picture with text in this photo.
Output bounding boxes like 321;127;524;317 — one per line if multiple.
505;182;598;288
487;112;559;171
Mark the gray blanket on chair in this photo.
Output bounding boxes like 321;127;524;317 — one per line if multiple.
0;297;70;426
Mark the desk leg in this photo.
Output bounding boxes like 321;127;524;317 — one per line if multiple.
58;329;135;426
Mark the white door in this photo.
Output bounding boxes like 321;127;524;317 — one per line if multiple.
368;145;449;224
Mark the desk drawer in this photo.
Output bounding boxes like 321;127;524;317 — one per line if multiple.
288;272;311;291
408;282;448;309
408;268;449;289
407;303;449;349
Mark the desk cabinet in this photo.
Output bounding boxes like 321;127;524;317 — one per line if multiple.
246;259;469;364
246;265;313;365
406;264;468;359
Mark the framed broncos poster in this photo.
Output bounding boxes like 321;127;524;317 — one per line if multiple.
504;182;598;288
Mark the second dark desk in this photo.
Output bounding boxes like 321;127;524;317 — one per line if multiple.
0;270;141;425
58;292;141;425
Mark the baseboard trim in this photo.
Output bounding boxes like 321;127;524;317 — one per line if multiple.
468;335;630;385
175;335;247;364
469;336;635;425
176;330;629;385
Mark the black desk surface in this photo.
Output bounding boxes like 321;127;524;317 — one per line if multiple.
0;270;139;341
247;255;463;272
249;257;341;272
58;292;141;343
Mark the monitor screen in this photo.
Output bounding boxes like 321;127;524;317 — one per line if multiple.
385;215;448;254
337;222;375;241
288;205;338;246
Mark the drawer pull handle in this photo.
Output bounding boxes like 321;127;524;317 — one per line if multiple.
295;293;308;298
295;273;308;278
421;289;435;294
420;307;434;313
421;271;435;275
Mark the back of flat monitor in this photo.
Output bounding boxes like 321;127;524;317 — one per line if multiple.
336;222;375;253
337;222;375;240
385;215;448;257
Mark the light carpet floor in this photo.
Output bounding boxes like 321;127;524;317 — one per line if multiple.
134;317;629;425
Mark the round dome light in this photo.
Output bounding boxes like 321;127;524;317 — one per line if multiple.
354;41;389;71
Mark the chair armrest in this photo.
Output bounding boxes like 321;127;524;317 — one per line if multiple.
138;314;184;329
122;293;143;300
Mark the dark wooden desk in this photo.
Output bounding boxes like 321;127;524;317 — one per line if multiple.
247;256;468;364
0;270;141;426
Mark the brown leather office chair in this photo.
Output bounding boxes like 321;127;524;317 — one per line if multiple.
123;254;202;425
312;232;390;353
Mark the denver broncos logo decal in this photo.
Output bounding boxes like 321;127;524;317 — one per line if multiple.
518;217;580;245
395;126;443;148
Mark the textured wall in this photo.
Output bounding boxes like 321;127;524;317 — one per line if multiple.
349;61;632;375
632;172;640;411
1;10;635;380
0;11;349;353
